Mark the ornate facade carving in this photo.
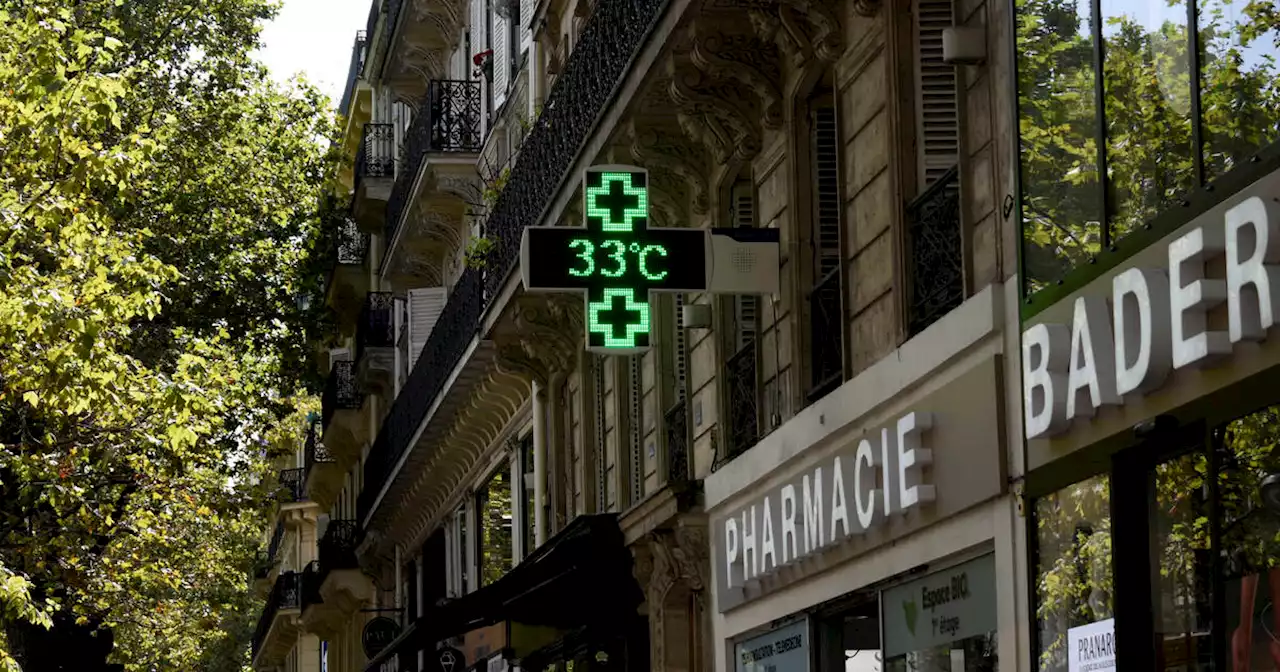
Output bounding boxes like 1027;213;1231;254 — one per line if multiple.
495;294;583;387
628;118;711;217
689;31;783;129
633;521;712;672
667;52;762;163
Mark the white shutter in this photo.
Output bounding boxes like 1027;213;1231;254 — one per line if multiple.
470;0;486;81
915;0;959;187
520;0;534;52
492;8;510;109
407;287;447;367
812;104;841;279
731;182;758;350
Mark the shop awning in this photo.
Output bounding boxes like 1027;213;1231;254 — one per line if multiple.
365;514;642;671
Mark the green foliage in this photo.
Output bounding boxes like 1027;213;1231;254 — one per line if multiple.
0;0;333;668
464;236;496;269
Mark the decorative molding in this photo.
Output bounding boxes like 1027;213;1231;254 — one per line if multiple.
667;53;762;162
778;0;844;62
689;31;783;129
495;295;583;387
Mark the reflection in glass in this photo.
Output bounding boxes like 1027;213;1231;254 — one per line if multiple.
477;469;513;587
1017;0;1104;292
883;634;997;672
1218;406;1280;671
1151;452;1214;670
1102;0;1196;244
1035;474;1113;672
1199;0;1280;181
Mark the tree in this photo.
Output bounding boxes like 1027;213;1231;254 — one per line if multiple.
0;0;334;668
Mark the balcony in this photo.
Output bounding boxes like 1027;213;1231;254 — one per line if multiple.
664;400;689;486
337;31;368;122
352;123;396;232
383;80;483;286
321;359;365;461
355;292;396;396
907;166;963;337
251;571;302;668
278;468;304;504
303;421;342;510
355;0;673;528
719;343;758;469
324;215;370;335
302;520;372;636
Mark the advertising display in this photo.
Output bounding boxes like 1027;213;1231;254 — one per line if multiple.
734;620;809;672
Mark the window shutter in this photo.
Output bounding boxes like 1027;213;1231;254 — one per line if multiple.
492;9;510;108
812;105;841;279
674;295;687;402
407;287;447;367
731;181;759;351
915;0;959;187
470;0;486;80
520;0;534;52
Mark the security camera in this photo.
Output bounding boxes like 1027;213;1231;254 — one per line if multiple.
1260;473;1280;515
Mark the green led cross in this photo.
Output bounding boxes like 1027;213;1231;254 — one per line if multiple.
520;164;709;355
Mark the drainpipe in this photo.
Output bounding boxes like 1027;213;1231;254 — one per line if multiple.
532;380;548;547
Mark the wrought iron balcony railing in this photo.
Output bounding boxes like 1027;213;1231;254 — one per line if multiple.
278;468;305;503
384;79;482;243
321;360;362;432
481;0;670;300
267;520;284;564
337;31;368;120
356;0;671;525
301;560;324;611
304;421;336;485
907;166;963;337
252;550;272;581
664;400;688;485
807;268;843;403
335;216;369;266
355;123;395;188
723;343;759;464
317;519;361;587
356;292;396;364
251;571;301;659
358;269;482;524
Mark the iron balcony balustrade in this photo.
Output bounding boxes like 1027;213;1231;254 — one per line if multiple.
806;267;843;403
337;31;368;120
321;360;363;433
355;292;396;363
322;215;370;322
383;79;483;245
664;400;689;486
303;421;336;487
355;0;671;526
251;570;301;659
316;519;361;588
723;342;759;465
907;166;963;337
301;560;324;611
267;520;285;564
278;468;305;503
355;123;395;190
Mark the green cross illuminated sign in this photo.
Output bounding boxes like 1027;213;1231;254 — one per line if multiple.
521;165;709;354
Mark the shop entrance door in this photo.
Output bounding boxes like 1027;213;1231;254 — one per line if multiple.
1113;420;1215;672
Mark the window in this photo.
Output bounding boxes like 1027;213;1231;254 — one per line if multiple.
476;468;513;587
806;92;844;402
519;434;535;557
1016;0;1280;298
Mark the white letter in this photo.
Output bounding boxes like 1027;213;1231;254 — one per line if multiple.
1065;296;1120;420
741;506;758;578
829;456;850;540
880;427;894;515
760;496;776;573
1170;225;1229;368
897;412;936;510
1023;322;1071;439
724;517;739;587
801;468;824;553
1225;196;1280;343
854;438;878;529
780;484;797;563
1113;267;1172;397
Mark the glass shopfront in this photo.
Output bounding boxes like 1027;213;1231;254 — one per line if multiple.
1015;0;1280;303
1032;404;1280;671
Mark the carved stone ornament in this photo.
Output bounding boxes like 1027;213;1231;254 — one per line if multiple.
628;120;711;217
495;295;583;386
666;53;762;163
689;30;783;129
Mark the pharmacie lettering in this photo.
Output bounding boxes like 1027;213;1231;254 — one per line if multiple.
1023;195;1280;440
723;411;934;588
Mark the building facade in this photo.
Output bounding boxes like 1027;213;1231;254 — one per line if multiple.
250;0;1034;668
1016;0;1280;669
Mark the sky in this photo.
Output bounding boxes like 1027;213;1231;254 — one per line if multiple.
255;0;372;108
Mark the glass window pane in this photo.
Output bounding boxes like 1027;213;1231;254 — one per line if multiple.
1102;0;1196;244
1217;405;1280;671
1035;474;1114;672
1151;452;1214;670
1200;0;1280;181
477;470;512;587
1017;0;1104;294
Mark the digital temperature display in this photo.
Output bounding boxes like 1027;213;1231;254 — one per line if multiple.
521;166;708;353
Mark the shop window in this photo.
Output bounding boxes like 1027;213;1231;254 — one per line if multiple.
814;599;880;671
476;467;513;587
1218;405;1280;671
1033;473;1114;672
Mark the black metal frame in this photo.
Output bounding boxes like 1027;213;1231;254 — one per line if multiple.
321;360;363;432
664;400;688;485
806;267;843;403
278;468;305;503
356;292;396;365
338;31;368;119
723;343;758;465
905;165;963;336
304;420;336;488
251;571;301;658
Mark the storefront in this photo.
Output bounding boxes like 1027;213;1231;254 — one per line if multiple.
705;292;1019;672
